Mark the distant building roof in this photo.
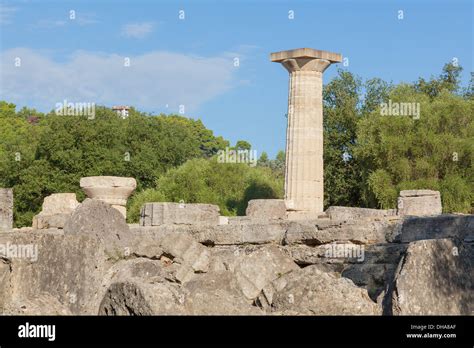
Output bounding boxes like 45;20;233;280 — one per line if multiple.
27;116;39;124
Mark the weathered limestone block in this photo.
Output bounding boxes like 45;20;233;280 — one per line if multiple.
286;211;327;221
218;216;229;225
357;243;407;264
31;214;68;230
140;202;220;226
131;217;403;248
342;264;398;301
0;188;13;231
3;293;72;315
228;216;252;225
105;258;169;282
63;199;133;257
207;245;256;272
281;243;406;301
32;193;79;229
398;214;473;243
129;224;198;249
39;193;79;215
183;271;262;315
0;258;12;310
130;222;287;247
397;190;442;216
158;233;211;282
128;235;164;259
100;280;184;315
326;206;397;221
282;244;337;266
99;259;185;315
80;176;136;218
233;246;299;300
246;199;287;220
284;220;389;245
390;238;473;315
204;245;299;302
269;265;381;315
282;243;364;265
191;222;287;245
0;231;108;315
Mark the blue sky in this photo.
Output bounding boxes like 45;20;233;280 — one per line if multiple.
0;0;472;157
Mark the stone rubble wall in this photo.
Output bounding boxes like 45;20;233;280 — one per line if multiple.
1;197;471;315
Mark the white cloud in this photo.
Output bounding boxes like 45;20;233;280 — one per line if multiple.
0;5;16;25
121;22;154;39
35;12;98;28
76;13;99;26
0;48;239;114
35;19;67;28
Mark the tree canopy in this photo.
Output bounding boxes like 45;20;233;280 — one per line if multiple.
323;63;472;212
0;106;230;226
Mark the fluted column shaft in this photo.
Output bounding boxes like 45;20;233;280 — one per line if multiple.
285;68;324;212
271;48;341;216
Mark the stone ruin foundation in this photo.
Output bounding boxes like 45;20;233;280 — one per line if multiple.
0;178;472;315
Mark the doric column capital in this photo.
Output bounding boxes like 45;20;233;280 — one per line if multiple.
281;58;331;73
270;47;342;73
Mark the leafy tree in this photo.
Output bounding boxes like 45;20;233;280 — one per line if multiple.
257;150;285;179
0;104;233;226
234;140;251;151
414;63;463;98
355;82;473;212
324;64;472;213
257;152;269;166
272;151;286;178
323;70;363;207
463;72;474;99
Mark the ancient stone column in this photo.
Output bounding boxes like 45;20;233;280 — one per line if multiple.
271;48;342;216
